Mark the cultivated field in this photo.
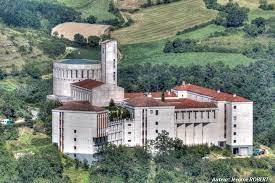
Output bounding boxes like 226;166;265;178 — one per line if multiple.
112;0;217;44
218;0;275;9
52;22;111;41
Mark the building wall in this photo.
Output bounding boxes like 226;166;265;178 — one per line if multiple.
53;62;101;97
52;110;108;163
227;102;253;155
101;40;118;85
122;106;175;146
92;84;124;106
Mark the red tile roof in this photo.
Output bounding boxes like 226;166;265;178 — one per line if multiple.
125;97;172;107
164;98;217;109
174;84;251;102
125;91;177;99
71;79;104;90
55;101;105;112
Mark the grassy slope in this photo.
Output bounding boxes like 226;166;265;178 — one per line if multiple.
120;24;255;67
119;0;275;67
57;0;115;20
112;0;217;44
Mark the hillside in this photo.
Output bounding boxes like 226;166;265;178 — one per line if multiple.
112;0;217;44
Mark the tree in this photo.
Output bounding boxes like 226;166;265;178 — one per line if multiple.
87;36;100;48
74;34;87;47
216;2;249;27
85;15;97;24
0;69;7;80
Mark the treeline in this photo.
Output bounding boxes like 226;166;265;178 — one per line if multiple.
163;37;275;59
203;0;249;27
0;0;81;29
141;0;181;8
118;60;274;142
90;131;275;182
163;38;239;54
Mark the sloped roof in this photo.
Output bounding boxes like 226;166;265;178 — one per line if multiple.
125;91;177;99
174;84;251;102
125;97;172;107
55;101;105;112
164;98;217;109
71;79;104;90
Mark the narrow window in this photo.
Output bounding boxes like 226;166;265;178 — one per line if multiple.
74;138;76;142
156;130;158;133
188;112;191;119
234;106;237;109
128;124;131;126
113;59;116;68
234;124;237;128
213;110;216;119
81;70;84;78
128;132;131;134
195;112;197;119
113;72;116;81
207;111;210;119
74;130;77;133
150;110;153;114
128;140;131;142
201;111;203;119
74;146;76;150
234;116;237;120
155;122;158;125
76;70;78;78
233;132;236;135
156;110;159;115
233;140;236;143
74;154;76;158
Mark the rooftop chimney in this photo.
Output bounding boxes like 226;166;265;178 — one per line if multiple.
233;94;236;97
147;93;152;97
217;89;221;93
182;81;186;85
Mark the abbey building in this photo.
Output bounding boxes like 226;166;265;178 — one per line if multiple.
50;40;253;163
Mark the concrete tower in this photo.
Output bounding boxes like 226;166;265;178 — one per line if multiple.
101;40;118;85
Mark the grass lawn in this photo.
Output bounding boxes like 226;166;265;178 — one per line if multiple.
112;0;217;44
64;168;90;183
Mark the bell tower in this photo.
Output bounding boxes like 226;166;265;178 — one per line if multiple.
101;40;118;85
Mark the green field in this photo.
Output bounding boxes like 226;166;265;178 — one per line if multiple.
65;47;101;60
112;0;217;44
57;0;115;20
32;0;115;20
119;24;255;67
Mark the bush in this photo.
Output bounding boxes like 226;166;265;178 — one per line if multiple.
259;0;274;10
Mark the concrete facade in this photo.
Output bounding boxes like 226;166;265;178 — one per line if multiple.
71;83;124;107
52;103;108;164
53;59;101;97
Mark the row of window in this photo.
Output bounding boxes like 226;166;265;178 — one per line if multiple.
176;110;216;120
